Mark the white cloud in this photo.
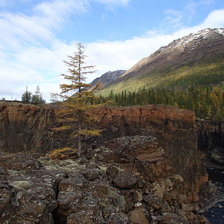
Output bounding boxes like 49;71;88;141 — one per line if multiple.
0;0;85;100
0;12;54;49
34;0;88;28
95;0;130;5
163;9;183;29
0;0;30;7
202;9;224;27
86;8;224;79
0;0;88;51
86;34;172;75
162;0;214;31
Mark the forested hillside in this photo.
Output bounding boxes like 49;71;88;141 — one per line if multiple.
96;86;224;120
95;29;224;120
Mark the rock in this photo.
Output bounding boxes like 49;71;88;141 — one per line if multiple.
211;149;224;165
106;165;119;178
0;181;15;223
0;103;210;224
144;193;164;210
0;152;65;224
93;105;207;202
57;191;83;223
10;180;33;190
0;170;62;223
103;135;165;164
136;150;164;162
197;119;224;169
107;212;129;224
0;148;209;224
113;172;139;189
129;208;150;224
154;212;190;224
0;103;208;203
67;213;96;224
181;203;194;212
135;190;143;202
59;172;87;191
80;168;101;181
56;164;129;223
0;152;42;170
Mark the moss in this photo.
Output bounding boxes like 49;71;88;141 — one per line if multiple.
38;157;86;172
11;181;32;190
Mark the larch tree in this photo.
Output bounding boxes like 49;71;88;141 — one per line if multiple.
55;43;101;157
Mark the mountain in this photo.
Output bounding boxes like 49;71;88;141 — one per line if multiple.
91;70;126;87
99;28;224;96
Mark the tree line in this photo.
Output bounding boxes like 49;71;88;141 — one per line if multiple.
21;85;45;104
95;86;224;121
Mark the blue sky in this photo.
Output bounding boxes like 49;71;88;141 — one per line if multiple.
0;0;224;101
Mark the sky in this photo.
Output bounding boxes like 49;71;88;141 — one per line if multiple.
0;0;224;101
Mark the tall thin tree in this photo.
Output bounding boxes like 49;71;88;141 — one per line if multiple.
55;43;101;157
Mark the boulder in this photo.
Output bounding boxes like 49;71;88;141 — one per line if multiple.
113;172;139;189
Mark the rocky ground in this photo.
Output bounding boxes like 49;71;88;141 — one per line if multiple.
0;135;210;224
0;103;215;223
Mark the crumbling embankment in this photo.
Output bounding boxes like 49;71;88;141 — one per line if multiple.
0;103;208;200
0;102;210;223
92;105;208;201
197;119;224;166
0;102;55;152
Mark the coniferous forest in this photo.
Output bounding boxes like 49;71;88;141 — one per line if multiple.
95;86;224;121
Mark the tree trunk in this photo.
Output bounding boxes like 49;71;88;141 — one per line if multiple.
77;120;81;157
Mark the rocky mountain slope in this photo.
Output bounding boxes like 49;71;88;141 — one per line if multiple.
99;28;224;96
91;70;125;87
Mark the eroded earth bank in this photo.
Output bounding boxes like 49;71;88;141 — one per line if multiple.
0;102;212;223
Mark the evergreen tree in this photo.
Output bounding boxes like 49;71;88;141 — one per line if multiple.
97;85;224;121
55;43;101;157
21;87;32;102
31;85;45;104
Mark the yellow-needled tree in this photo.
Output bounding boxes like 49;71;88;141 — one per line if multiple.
53;43;101;157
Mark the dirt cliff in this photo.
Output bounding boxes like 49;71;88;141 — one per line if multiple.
0;102;55;152
0;103;207;200
197;119;224;166
92;105;207;202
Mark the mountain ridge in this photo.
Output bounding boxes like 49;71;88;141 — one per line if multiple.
99;28;224;96
122;28;224;78
91;70;125;87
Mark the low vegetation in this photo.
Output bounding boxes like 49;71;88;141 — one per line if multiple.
48;147;78;160
98;60;224;96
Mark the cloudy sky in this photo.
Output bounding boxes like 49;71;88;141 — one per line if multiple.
0;0;224;101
